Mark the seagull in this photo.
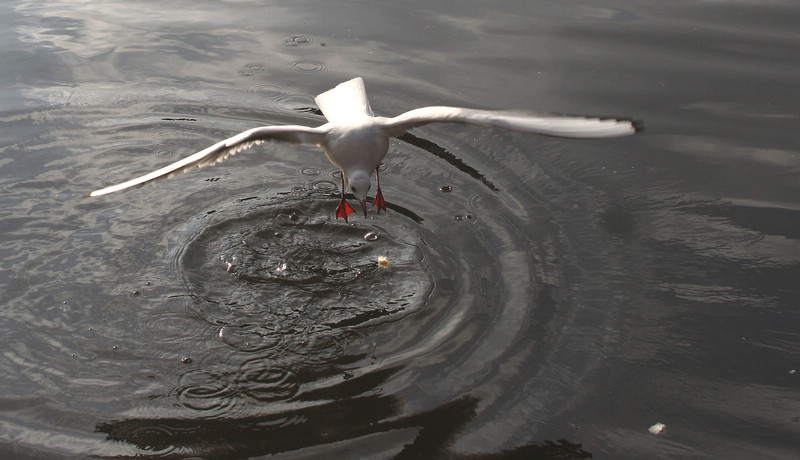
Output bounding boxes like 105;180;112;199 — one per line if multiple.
90;77;638;220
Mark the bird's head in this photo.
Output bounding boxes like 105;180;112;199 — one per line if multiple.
346;169;371;218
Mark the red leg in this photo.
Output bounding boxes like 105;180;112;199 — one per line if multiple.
335;174;355;221
372;166;387;213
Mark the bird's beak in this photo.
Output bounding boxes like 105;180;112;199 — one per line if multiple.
358;198;368;218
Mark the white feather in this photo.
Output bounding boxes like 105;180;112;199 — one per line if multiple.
90;78;639;219
314;77;374;123
381;106;636;138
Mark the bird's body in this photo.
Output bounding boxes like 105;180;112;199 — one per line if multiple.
90;78;639;220
323;119;390;181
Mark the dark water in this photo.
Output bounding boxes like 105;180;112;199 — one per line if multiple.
1;1;799;458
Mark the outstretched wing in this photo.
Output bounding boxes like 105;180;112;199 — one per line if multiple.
380;106;638;139
314;77;374;123
89;124;329;197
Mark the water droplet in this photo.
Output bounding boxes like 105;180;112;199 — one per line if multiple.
131;290;141;296
219;323;281;353
182;357;193;364
282;35;313;46
364;231;380;241
223;255;238;272
439;185;453;192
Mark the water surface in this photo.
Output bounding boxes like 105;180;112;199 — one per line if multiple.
1;1;799;458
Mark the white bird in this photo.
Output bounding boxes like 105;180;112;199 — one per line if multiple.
90;77;638;220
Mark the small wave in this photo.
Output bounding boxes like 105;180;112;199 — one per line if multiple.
289;59;327;73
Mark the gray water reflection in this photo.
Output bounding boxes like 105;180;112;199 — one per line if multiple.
2;1;800;459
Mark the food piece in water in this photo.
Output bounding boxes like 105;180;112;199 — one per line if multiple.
648;422;666;435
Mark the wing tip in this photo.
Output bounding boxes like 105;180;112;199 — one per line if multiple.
584;115;643;137
598;114;643;135
86;185;124;198
87;187;113;198
631;118;645;133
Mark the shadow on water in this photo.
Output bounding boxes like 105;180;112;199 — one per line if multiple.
96;391;591;459
397;132;500;193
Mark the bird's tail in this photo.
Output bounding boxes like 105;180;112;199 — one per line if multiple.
315;77;374;123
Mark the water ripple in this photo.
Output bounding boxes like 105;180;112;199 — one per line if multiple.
217;322;283;353
176;368;236;413
288;59;327;73
1;102;599;457
237;359;298;402
282;35;313;47
244;82;317;113
238;63;265;76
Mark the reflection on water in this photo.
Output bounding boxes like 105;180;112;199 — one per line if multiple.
96;393;593;459
2;0;800;458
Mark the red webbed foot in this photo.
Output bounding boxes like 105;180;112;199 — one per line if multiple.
372;187;386;213
336;172;356;221
373;166;387;213
336;197;355;221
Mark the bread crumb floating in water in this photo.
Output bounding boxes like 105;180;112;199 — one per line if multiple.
377;256;389;269
648;422;666;435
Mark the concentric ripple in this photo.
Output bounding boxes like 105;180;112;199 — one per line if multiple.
176;367;236;413
156;142;567;428
178;196;430;332
0;91;602;457
288;59;327;73
167;192;435;414
245;82;317;113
